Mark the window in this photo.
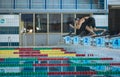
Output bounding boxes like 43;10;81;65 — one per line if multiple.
62;0;75;9
49;14;61;33
31;0;45;9
0;0;13;9
99;0;105;9
92;0;104;9
63;14;74;33
15;0;29;9
21;14;33;33
35;14;47;33
77;0;90;9
46;0;60;9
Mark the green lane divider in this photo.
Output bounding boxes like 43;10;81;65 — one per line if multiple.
0;72;120;76
97;71;120;75
5;58;37;62
0;48;15;50
0;63;117;67
33;48;52;50
0;72;47;76
0;64;33;67
2;58;112;61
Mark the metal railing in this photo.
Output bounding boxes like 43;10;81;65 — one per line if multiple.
0;0;107;10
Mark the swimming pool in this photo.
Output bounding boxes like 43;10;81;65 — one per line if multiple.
0;47;120;77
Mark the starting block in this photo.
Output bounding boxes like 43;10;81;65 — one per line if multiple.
82;36;92;46
71;36;80;45
94;36;105;47
109;37;120;49
63;36;71;44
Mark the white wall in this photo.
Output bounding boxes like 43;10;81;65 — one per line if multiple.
0;35;19;42
0;15;19;44
0;15;19;27
108;0;120;5
92;15;108;27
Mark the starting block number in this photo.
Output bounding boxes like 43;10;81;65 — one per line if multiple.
112;38;120;48
83;37;91;46
64;36;71;44
95;37;105;47
73;36;79;44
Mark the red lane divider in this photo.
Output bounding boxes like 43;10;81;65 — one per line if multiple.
48;71;96;75
0;58;4;62
101;58;113;60
65;52;76;54
19;54;48;57
61;49;66;51
52;48;64;50
76;54;85;56
38;58;69;60
110;63;120;66
33;64;70;66
14;51;40;54
15;48;33;51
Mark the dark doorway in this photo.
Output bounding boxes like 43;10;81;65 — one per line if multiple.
109;6;120;35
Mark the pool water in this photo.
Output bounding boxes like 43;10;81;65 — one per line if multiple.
0;47;120;77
